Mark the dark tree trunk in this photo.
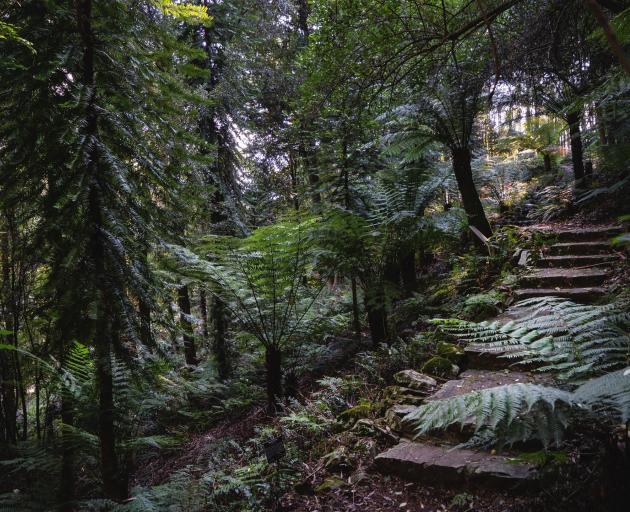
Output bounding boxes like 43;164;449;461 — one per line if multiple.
139;298;154;350
265;345;282;413
351;277;361;342
58;395;75;510
383;257;400;288
0;228;17;444
364;285;388;346
399;248;417;294
95;317;126;501
76;0;127;499
177;285;197;365
566;111;585;182
543;153;552;174
451;147;492;238
211;296;230;380
35;368;41;441
199;288;209;342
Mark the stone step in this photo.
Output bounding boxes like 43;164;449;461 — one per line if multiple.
464;344;533;370
549;241;611;255
551;225;622;242
514;286;606;302
428;369;550;401
519;268;609;288
536;254;617;268
375;441;537;490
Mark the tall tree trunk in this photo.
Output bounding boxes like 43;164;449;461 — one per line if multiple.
0;227;17;444
566;111;585;182
543;153;552;174
265;345;282;414
177;285;197;365
451;147;492;238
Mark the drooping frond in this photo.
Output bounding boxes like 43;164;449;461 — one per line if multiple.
406;383;578;448
432;296;630;380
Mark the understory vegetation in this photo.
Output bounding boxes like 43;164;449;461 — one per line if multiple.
1;1;629;511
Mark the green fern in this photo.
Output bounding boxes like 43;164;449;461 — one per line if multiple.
406;297;630;447
433;296;630;380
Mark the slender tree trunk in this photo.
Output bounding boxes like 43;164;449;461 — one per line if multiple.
199;288;209;342
451;147;492;238
35;368;41;441
265;345;282;413
178;285;197;365
566;111;585;182
351;277;361;342
139;298;154;350
0;228;17;444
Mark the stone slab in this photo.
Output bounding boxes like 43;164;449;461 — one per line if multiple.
375;441;537;490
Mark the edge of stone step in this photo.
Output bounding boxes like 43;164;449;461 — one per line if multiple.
541;225;622;242
375;441;538;490
514;287;606;302
536;254;617;268
548;241;611;256
519;268;609;288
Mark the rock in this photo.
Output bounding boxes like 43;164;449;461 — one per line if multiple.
437;342;464;363
315;475;346;493
338;400;374;423
375;442;537;490
420;356;459;378
394;370;437;391
321;446;352;471
384;405;418;435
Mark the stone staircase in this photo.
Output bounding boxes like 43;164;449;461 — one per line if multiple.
515;225;621;302
374;224;623;491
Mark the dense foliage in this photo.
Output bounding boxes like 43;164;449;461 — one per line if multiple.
0;0;629;510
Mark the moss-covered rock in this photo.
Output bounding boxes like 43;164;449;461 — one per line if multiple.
437;341;464;363
315;475;346;493
421;356;459;377
337;399;374;423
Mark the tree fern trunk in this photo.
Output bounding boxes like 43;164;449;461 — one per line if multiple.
451;147;492;239
365;284;388;346
566;111;585;182
265;345;282;413
211;295;230;380
400;248;417;294
178;285;197;365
